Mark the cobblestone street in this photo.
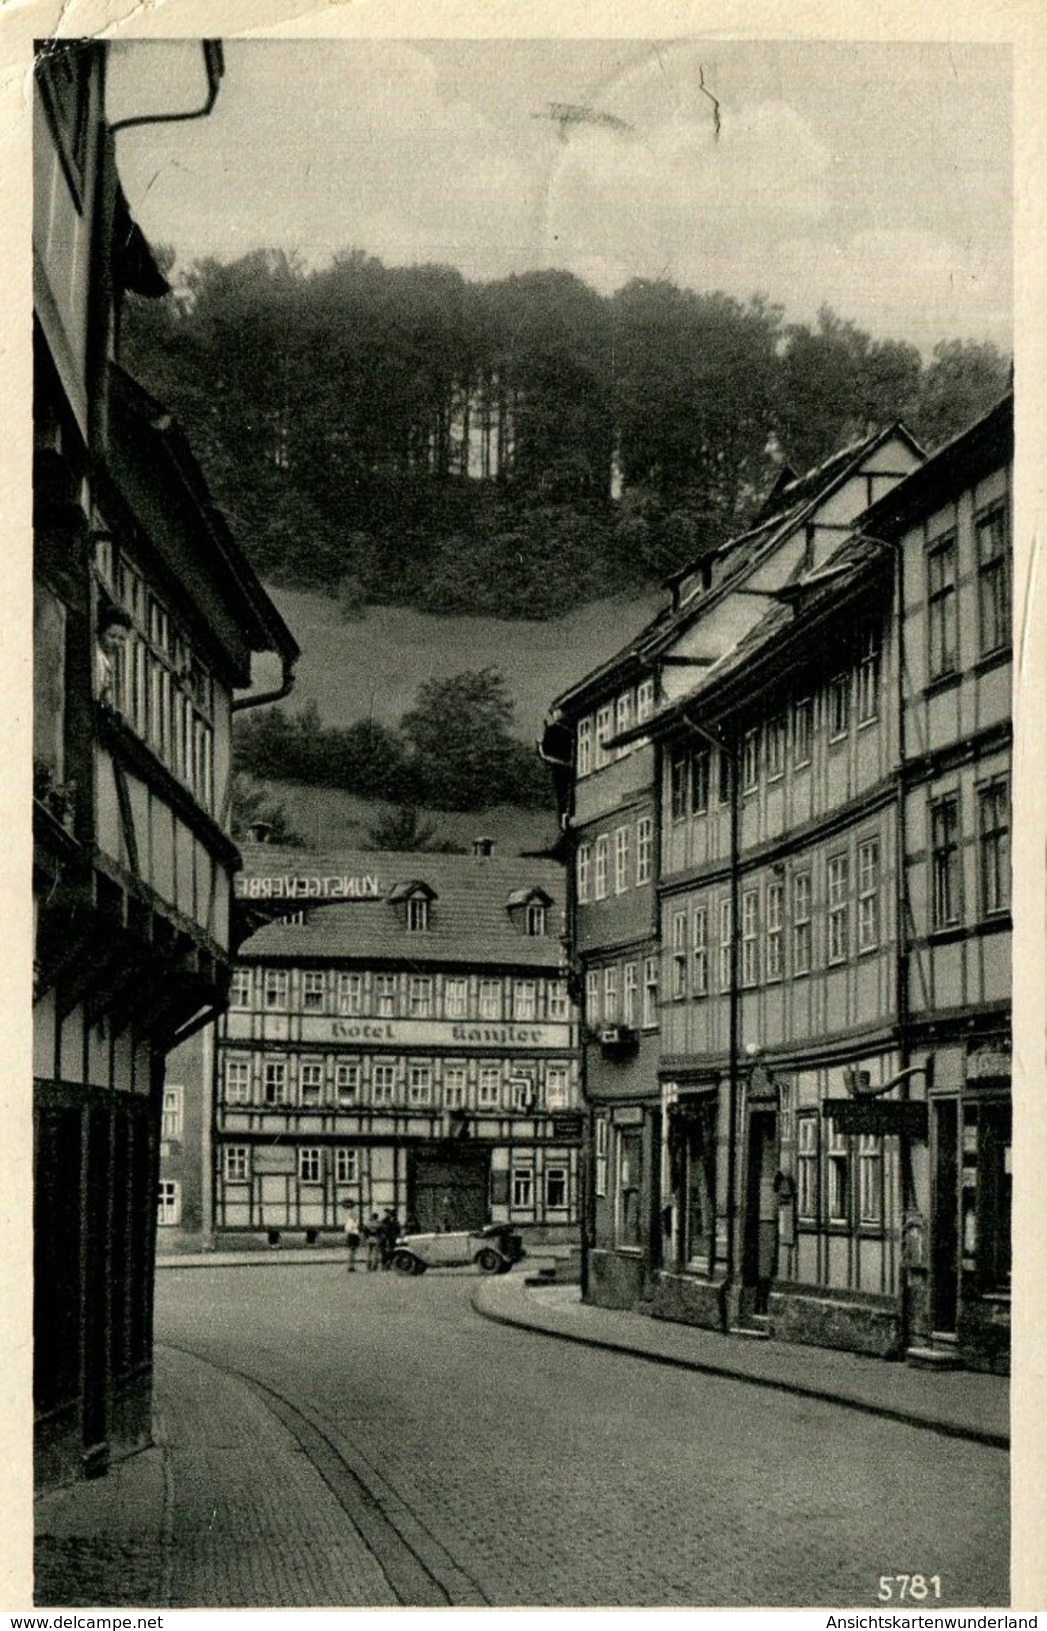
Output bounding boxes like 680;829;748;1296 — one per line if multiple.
87;1262;1011;1608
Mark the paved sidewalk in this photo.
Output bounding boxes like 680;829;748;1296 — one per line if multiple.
34;1344;397;1608
472;1275;1010;1450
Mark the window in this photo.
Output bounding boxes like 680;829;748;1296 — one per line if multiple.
264;1060;287;1106
717;747;731;805
335;1061;360;1104
225;1058;251;1104
444;977;468;1019
230;968;251;1009
826;1125;849;1223
976;505;1010;656
299;1147;322;1184
594;835;609;900
408;1063;432;1106
511;1073;534;1111
546;1166;569;1210
691;748;710;814
765;881;784;982
586;970;600;1025
511;1167;534;1208
617;1128;643;1246
577;843;591;903
478;1065;501;1109
684;1098;717;1270
670;749;690;822
595;1117;609;1196
857;839;881;951
224;1146;248;1183
603;965;619;1023
374;975;397;1017
443;1066;466;1109
794;698;813;767
636;678;655;723
302;971;325;1012
927;533;959;678
333;973;360;1016
766;716;786;780
828;674;850;740
545;1066;570;1110
718;897;732;992
300;1061;324;1107
526;901;548;936
740;889;759;986
409;976;433;1017
827;854;850;964
797;1118;818;1219
162;1085;183;1140
407;896;430;932
742;728;759;792
636;816;653;885
478;979;501;1020
979;780;1010;916
671;910;688;999
371;1064;395;1107
642;957;658;1029
335;1147;358;1184
157;1180;180;1226
38;45;93;191
622;963;638;1027
858;1134;883;1225
692;907;708;996
931;796;961;928
616;691;634;756
595;704;614;769
577;717;593;778
513;980;537;1020
547;980;569;1020
793;871;812;976
614;826;631;894
858;631;881;724
264;969;289;1010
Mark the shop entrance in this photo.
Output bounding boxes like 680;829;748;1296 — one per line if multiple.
409;1146;490;1233
931;1100;959;1333
743;1110;779;1313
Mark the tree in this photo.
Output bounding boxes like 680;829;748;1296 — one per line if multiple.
401;668;519;811
907;339;1011;451
365;804;466;851
230;774;306;847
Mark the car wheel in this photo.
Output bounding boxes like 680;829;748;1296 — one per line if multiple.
477;1248;502;1274
393;1251;418;1275
412;1259;427;1275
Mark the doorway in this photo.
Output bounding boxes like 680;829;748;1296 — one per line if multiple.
931;1100;959;1333
409;1146;490;1232
743;1110;779;1313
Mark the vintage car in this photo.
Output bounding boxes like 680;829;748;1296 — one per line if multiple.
392;1222;524;1276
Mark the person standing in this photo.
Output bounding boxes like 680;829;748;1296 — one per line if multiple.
378;1208;398;1269
343;1203;361;1273
364;1212;382;1272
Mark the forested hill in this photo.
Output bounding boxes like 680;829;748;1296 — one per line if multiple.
123;249;1010;619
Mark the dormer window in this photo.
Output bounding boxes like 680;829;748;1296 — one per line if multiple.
526;902;547;937
506;887;554;937
408;896;429;932
389;879;437;931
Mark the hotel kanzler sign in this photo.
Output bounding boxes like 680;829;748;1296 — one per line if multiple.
297;1017;571;1050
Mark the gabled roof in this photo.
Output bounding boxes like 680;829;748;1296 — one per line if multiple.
860;393;1012;539
236;846;567;970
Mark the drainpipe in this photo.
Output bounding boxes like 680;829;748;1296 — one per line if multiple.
892;537;919;1348
109;41;225;136
232;654;298;714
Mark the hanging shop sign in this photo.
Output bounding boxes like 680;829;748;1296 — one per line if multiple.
551;1113;584;1140
823;1099;928;1139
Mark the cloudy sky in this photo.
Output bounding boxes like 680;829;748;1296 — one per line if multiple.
106;36;1012;355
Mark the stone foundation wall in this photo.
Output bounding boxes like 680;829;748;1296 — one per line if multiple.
957;1298;1010;1375
645;1272;727;1332
587;1249;645;1309
769;1282;902;1358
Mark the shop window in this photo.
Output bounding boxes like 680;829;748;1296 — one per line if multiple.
157;1180;181;1226
683;1101;717;1272
963;1101;1011;1293
976;505;1009;657
927;533;959;679
825;1125;850;1223
858;1134;883;1225
223;1146;248;1183
511;1167;534;1208
299;1147;322;1184
300;1062;324;1107
546;1166;569;1210
617;1127;643;1247
931;796;961;928
978;780;1010;917
595;1117;608;1196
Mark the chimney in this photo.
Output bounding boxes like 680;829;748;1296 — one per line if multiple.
472;836;495;858
247;820;272;844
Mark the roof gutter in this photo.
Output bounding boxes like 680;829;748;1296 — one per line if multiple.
109;40;225;135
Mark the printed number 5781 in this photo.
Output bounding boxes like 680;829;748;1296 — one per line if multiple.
878;1575;941;1601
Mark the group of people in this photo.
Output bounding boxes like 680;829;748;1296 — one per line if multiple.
341;1205;421;1272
